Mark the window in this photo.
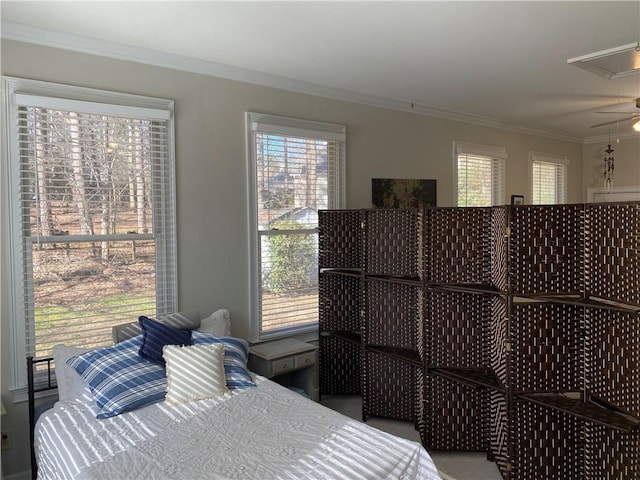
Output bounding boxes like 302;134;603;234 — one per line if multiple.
2;77;177;388
454;142;506;206
246;112;345;340
530;152;568;204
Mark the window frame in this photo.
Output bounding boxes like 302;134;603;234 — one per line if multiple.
453;141;507;207
2;76;177;391
529;151;569;205
245;112;346;342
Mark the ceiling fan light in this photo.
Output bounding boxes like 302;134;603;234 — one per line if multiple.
633;120;640;132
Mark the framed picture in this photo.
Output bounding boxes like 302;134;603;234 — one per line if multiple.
372;178;437;209
511;194;524;205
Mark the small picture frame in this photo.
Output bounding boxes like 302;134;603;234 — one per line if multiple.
511;195;524;205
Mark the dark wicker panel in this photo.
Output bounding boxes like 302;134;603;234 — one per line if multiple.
418;207;429;281
585;424;640;480
319;273;362;331
319;336;361;395
364;279;420;349
416;287;429;449
320;203;640;477
586;309;639;417
426;207;506;288
428;290;490;368
365;209;421;276
318;209;363;269
585;203;640;306
490;296;508;386
419;399;429;448
416;366;428;447
489;391;510;479
362;350;417;422
511;303;584;393
417;287;428;362
512;401;584;480
510;204;585;295
490;207;509;290
423;375;487;451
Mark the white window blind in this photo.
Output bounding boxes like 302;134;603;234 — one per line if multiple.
530;152;568;205
455;142;506;206
4;77;177;385
247;112;345;340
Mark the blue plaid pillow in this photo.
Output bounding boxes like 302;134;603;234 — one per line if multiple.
67;335;167;419
138;315;192;363
191;332;256;388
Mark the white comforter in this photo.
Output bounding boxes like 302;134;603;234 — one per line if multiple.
36;376;440;480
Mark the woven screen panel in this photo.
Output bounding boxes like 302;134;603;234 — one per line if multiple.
417;288;427;362
318;209;363;269
362;351;417;422
416;366;428;448
364;279;420;349
490;207;509;290
489;391;510;479
511;303;584;393
421;376;433;448
419;399;429;448
427;290;490;368
426;207;498;286
586;309;639;418
423;376;488;451
418;207;429;280
490;296;508;386
585;424;639;480
585;203;640;306
365;209;420;276
510;204;585;295
512;401;585;480
319;273;362;331
319;336;361;395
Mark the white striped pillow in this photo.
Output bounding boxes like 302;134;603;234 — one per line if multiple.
163;343;229;405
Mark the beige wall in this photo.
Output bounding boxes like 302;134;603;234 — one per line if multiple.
1;39;631;477
582;137;640;194
341;110;585;208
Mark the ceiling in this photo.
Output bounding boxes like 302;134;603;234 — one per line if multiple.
2;1;640;142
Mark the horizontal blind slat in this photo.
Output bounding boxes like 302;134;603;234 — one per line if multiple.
457;152;504;206
17;102;174;358
253;120;342;336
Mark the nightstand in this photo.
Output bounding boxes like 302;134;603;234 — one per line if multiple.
248;338;319;401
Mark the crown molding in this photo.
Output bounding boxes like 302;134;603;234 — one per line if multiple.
408;102;582;143
1;22;584;144
583;131;640;144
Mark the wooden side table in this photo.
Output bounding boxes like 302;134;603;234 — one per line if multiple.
248;338;319;401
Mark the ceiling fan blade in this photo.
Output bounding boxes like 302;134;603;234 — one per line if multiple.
590;115;640;128
595;111;637;114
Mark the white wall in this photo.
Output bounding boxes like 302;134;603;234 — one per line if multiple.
0;38;619;477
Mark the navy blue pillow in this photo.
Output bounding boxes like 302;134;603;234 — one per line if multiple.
138;315;192;363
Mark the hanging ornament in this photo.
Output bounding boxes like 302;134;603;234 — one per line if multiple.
603;143;615;190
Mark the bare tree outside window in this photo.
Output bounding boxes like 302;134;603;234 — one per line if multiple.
19;106;165;358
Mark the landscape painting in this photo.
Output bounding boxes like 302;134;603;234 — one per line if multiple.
372;178;437;209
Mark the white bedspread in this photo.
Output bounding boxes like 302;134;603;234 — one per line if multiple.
36;376;440;480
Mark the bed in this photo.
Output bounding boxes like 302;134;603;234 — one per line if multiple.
29;310;441;480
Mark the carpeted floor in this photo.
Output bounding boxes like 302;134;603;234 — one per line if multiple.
320;395;503;480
